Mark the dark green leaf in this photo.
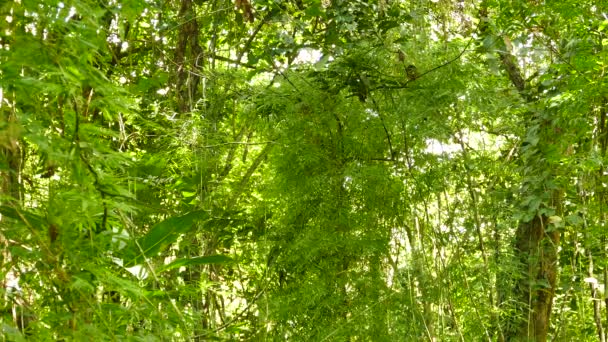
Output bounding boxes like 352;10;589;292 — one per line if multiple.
0;205;46;230
156;255;234;273
123;210;209;267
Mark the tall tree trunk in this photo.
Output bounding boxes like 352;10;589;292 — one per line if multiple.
509;209;561;341
478;4;563;339
1;105;22;202
501;78;562;342
174;0;202;114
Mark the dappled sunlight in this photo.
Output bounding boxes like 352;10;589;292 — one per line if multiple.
0;0;605;340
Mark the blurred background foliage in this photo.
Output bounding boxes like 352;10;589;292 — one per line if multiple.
1;0;608;340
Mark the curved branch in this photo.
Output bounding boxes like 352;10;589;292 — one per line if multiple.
371;35;476;92
236;10;276;64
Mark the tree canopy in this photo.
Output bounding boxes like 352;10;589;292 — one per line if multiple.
2;0;608;340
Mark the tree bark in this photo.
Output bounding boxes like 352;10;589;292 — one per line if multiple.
508;211;560;341
1;109;22;203
478;3;563;339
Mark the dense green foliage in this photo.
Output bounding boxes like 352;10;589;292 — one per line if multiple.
1;0;608;340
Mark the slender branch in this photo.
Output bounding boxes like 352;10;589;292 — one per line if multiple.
236;10;275;64
203;140;275;149
218;126;248;180
162;8;231;33
369;94;395;159
230;143;273;203
209;53;257;69
194;287;267;338
371;36;476;91
370;157;396;162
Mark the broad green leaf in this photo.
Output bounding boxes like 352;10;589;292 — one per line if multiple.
547;215;562;224
124;210;209;267
156;255;234;273
305;4;323;17
566;214;583;226
1;324;26;342
0;205;46;230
